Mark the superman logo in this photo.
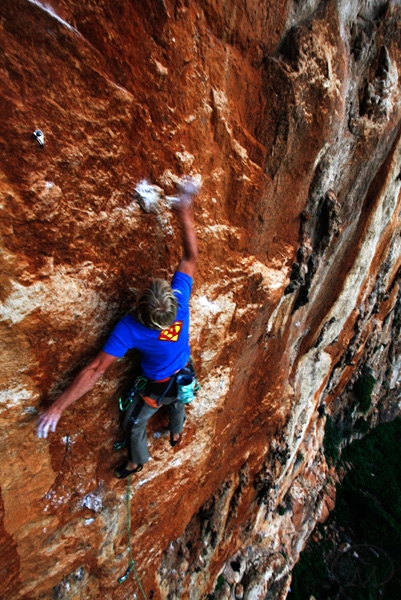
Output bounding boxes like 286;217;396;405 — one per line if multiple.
159;320;183;342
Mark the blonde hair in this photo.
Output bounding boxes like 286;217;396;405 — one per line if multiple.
133;279;178;330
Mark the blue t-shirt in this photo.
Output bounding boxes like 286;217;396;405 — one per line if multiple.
103;271;192;380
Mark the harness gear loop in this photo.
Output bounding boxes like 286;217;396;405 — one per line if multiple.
117;475;148;600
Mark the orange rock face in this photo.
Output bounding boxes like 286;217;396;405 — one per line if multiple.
1;1;400;598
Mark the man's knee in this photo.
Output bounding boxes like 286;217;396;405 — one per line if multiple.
128;416;147;428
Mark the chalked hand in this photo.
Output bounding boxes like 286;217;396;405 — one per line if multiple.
174;176;202;209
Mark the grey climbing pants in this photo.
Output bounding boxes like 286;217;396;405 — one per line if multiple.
122;392;186;465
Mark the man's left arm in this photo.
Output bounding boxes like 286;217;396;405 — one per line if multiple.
37;351;118;438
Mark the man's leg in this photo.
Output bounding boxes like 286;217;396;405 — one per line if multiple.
167;399;186;444
122;394;158;466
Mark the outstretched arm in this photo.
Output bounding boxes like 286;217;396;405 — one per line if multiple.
36;351;118;438
174;179;199;277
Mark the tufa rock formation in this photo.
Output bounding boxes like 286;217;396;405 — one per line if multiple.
0;0;400;598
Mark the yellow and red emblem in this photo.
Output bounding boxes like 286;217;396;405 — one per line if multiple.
159;320;183;342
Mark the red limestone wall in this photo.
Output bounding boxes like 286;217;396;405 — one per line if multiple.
0;1;400;599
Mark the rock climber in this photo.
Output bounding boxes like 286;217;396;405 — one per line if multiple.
36;178;199;478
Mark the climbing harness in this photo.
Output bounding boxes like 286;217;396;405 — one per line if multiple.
139;373;178;408
119;376;148;411
118;360;200;411
117;475;148;599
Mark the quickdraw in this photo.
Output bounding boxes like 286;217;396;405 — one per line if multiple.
119;376;148;411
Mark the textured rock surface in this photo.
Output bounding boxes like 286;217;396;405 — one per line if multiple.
0;0;400;598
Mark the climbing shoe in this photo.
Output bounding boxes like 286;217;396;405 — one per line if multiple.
114;461;143;479
169;433;180;447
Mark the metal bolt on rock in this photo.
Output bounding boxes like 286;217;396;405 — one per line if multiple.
33;129;44;147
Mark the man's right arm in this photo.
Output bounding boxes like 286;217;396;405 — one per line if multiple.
175;205;198;278
174;179;199;278
36;351;118;438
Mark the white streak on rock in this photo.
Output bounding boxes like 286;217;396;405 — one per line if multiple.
316;146;401;350
28;0;78;33
0;267;105;324
0;386;32;412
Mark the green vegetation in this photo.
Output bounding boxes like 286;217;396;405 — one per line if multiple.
215;575;226;591
353;368;376;413
323;414;342;463
289;527;334;598
354;417;370;434
290;417;401;599
207;574;227;599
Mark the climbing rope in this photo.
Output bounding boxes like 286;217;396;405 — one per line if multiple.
117;474;148;600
